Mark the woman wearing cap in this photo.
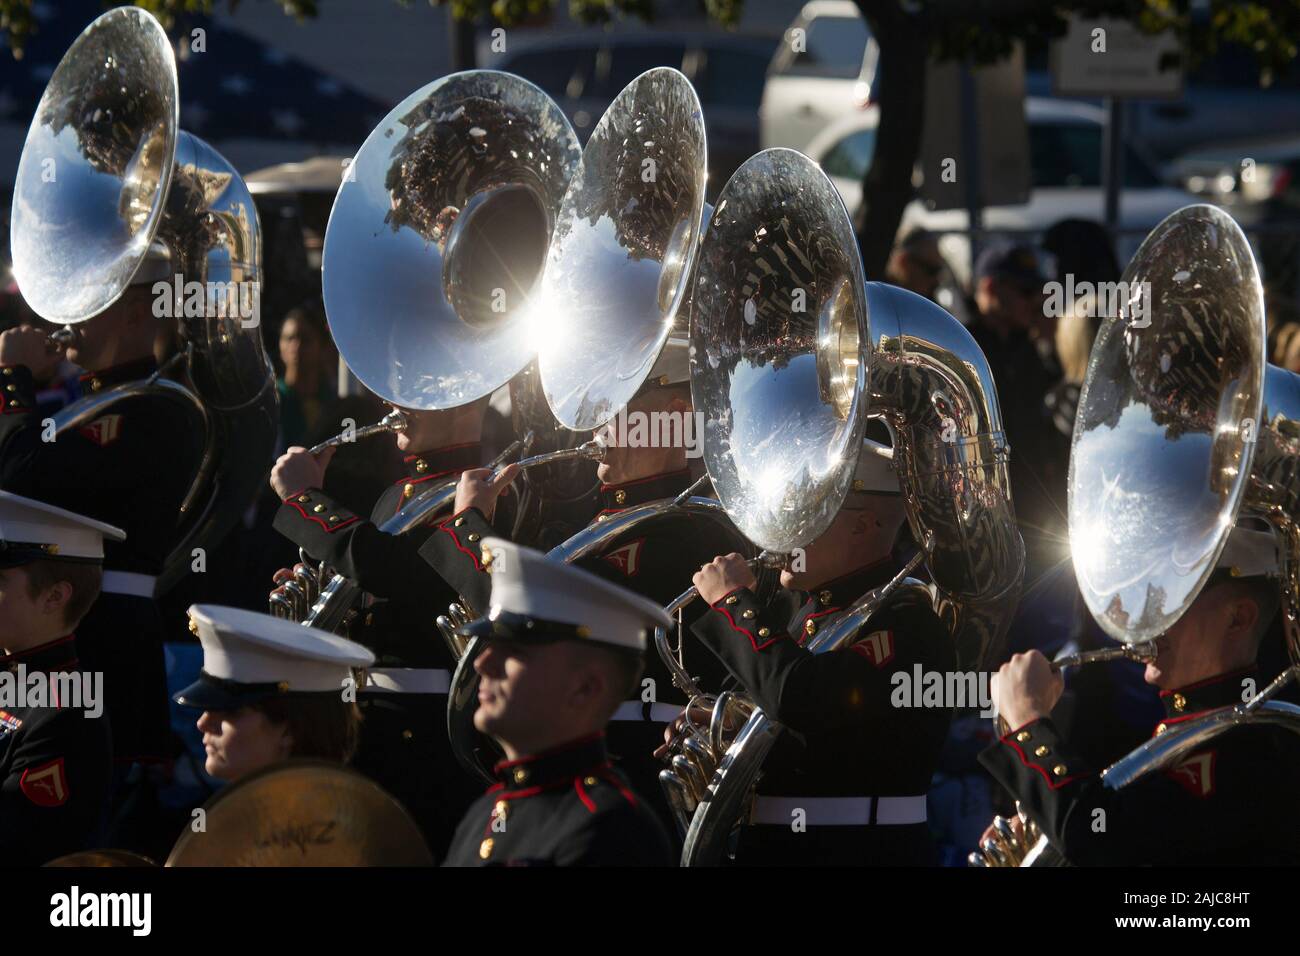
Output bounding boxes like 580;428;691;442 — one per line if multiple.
175;605;375;783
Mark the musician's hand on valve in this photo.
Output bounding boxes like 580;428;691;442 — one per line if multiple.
271;445;335;500
0;324;62;382
693;553;755;606
991;650;1064;732
453;463;520;522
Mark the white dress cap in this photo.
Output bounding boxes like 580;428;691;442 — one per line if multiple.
0;490;125;565
851;437;900;494
183;604;374;703
1215;524;1280;579
476;538;672;651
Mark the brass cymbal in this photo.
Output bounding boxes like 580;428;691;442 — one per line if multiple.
166;759;435;866
44;849;158;867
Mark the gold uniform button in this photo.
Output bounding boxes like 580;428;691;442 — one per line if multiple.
1156;722;1169;736
402;729;414;741
584;776;598;786
89;377;102;391
804;619;817;636
479;837;494;860
614;489;626;505
819;590;833;604
513;767;529;784
1015;731;1031;743
277;681;290;692
415;459;428;473
724;595;738;605
455;516;466;527
468;533;480;543
328;515;340;523
757;627;770;638
402;482;414;499
5;383;14;392
1172;693;1187;713
1035;745;1050;757
494;800;508;820
741;609;756;620
313;504;326;513
296;495;310;503
1;367;11;375
1052;764;1069;777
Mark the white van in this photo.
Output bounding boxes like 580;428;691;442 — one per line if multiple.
759;0;877;153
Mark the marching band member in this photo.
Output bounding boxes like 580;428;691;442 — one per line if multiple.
443;538;672;866
982;524;1300;865
0;252;205;823
421;340;746;836
680;437;954;866
174;605;373;783
268;397;507;853
0;492;121;865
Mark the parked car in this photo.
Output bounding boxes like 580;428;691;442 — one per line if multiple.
806;97;1200;286
490;31;777;194
1166;134;1300;207
759;0;878;155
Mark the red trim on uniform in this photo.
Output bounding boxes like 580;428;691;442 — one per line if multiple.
1151;708;1231;735
711;599;779;652
282;495;361;533
796;606;841;647
596;766;639;808
437;521;484;571
493;732;606;772
392;469;458;488
1001;729;1084;790
0;634;77;667
1158;667;1254;697
574;777;597;812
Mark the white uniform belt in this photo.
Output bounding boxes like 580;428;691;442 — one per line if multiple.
749;795;927;826
101;571;157;599
364;668;451;695
611;701;681;722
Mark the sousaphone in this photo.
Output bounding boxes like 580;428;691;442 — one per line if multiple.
664;148;1024;866
1071;204;1300;783
443;67;729;781
10;6;277;592
274;70;586;628
974;204;1300;867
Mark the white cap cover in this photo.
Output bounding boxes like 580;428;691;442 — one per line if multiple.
0;490;125;566
471;538;672;651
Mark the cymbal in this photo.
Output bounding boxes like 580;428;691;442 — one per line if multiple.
44;849;158;867
166;759;435;866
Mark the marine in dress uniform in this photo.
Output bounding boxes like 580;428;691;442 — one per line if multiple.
0;492;121;865
420;339;747;836
173;605;375;782
443;538;673;866
687;440;955;866
271;430;503;854
980;525;1300;865
0;254;206;769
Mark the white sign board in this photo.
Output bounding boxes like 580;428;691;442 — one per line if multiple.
1051;16;1184;98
